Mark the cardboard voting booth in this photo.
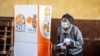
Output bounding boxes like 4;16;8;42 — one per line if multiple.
14;5;52;56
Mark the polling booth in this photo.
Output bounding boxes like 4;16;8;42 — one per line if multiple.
14;5;52;56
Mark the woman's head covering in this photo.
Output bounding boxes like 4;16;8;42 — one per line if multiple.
62;13;74;23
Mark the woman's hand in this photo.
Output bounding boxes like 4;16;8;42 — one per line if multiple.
65;42;70;46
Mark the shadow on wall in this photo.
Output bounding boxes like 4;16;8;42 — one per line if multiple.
51;19;100;56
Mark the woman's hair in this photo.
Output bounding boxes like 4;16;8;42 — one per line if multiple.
62;13;74;23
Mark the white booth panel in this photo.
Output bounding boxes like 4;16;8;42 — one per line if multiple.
15;32;37;43
14;42;38;56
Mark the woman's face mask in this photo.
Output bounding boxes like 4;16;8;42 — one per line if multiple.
61;21;69;28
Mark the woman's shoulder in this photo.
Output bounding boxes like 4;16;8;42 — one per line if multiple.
72;25;81;33
72;25;79;30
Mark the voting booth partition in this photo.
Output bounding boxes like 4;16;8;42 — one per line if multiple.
14;5;52;56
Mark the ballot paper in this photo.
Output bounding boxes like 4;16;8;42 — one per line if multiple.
56;38;70;46
56;43;64;46
63;38;70;43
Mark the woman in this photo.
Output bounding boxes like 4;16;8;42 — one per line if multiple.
57;13;84;56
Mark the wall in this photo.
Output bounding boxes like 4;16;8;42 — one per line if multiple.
0;0;100;20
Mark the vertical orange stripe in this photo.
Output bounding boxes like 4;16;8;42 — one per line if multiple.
38;5;50;56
